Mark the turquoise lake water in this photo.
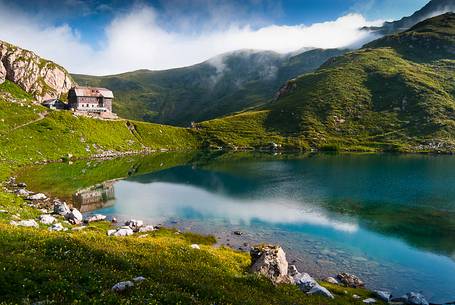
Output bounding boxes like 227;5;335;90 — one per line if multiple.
30;153;455;303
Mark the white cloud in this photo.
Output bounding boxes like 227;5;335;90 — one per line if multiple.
0;3;383;75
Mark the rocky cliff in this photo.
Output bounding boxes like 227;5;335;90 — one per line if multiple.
0;40;75;101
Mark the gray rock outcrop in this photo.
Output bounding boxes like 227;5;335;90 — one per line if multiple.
250;245;293;284
0;40;74;101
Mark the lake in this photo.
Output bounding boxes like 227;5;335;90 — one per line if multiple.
18;152;455;303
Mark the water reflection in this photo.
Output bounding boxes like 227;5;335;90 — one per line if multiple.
17;152;455;303
73;181;115;212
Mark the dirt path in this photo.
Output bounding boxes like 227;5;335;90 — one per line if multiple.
10;111;48;131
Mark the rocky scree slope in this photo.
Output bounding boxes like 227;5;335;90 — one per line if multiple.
0;40;75;102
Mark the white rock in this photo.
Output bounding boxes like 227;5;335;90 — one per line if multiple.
363;298;376;304
138;225;155;232
307;284;335;299
190;244;200;249
15;189;30;196
323;276;339;285
11;219;39;228
0;209;7;213
108;227;134;237
111;281;134;292
125;219;144;231
86;214;106;222
53;201;70;216
48;223;66;231
26;193;47;200
132;276;145;282
65;208;83;224
39;214;56;225
294;272;319;292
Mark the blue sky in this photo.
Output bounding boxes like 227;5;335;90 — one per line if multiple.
8;0;428;45
0;0;430;74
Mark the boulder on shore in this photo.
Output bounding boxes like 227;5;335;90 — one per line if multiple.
291;266;334;299
250;245;293;284
65;208;83;224
86;214;106;223
323;276;339;285
107;226;134;237
337;272;365;288
53;201;70;216
125;219;144;231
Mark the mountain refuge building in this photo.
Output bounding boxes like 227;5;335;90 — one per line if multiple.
67;86;117;119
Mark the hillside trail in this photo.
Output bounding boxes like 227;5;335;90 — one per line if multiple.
10;110;48;131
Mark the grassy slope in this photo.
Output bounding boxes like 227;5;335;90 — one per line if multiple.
0;81;380;305
73;49;346;126
200;14;455;152
0;222;380;305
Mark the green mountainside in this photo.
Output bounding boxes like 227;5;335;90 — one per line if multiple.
73;48;346;126
200;13;455;152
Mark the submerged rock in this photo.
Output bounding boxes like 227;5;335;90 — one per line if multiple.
407;292;429;305
111;281;134;293
250;245;292;284
337;272;365;288
374;290;391;302
39;214;56;225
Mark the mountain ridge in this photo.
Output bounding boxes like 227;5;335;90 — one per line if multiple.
73;48;347;126
363;0;455;35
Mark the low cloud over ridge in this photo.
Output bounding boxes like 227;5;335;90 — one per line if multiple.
0;3;382;75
